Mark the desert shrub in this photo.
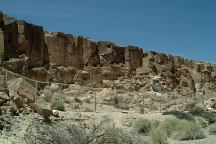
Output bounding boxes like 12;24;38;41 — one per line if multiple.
150;127;168;144
24;115;116;144
133;118;152;135
24;122;80;144
51;100;64;111
0;115;12;131
83;107;94;112
158;119;181;137
172;120;206;140
151;120;160;129
83;97;91;103
190;106;204;115
73;103;80;110
158;118;206;141
195;117;208;128
66;125;86;142
96;127;133;144
208;124;216;135
163;111;195;121
202;112;216;124
43;88;52;102
184;101;196;111
131;134;147;144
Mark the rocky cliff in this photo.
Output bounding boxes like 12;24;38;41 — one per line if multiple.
0;11;215;93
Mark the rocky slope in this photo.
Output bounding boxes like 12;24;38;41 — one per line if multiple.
0;11;216;113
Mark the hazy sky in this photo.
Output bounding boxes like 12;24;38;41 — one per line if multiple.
0;0;215;63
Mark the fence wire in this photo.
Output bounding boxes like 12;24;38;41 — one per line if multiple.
0;67;209;114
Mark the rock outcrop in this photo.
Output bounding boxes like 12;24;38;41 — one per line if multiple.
0;11;215;95
1;15;48;68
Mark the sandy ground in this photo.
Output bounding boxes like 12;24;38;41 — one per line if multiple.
0;104;216;144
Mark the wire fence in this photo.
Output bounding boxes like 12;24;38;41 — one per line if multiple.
0;67;208;114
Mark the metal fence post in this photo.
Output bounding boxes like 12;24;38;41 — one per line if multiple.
94;90;97;113
35;81;38;104
142;94;145;114
160;96;161;113
5;69;8;82
60;84;63;102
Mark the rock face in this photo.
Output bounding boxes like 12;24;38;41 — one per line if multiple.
0;12;216;115
1;16;48;68
7;78;36;103
81;37;100;67
45;32;100;68
0;11;215;95
0;29;4;61
125;46;143;72
97;41;125;65
45;32;83;68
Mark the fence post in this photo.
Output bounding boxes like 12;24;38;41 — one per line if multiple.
60;84;63;102
35;81;38;104
202;96;205;106
142;94;145;114
94;90;97;113
5;69;8;82
159;96;161;113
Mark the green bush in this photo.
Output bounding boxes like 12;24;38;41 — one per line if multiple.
131;134;146;144
97;127;133;144
208;124;216;135
83;97;91;103
202;112;216;124
83;107;94;112
195;117;208;128
25;115;115;144
163;111;195;121
172;120;206;140
190;106;204;115
151;120;160;129
133;118;152;135
51;100;65;111
158;119;181;137
158;119;206;141
150;127;168;144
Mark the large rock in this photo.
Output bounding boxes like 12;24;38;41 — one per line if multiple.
0;11;3;27
45;33;100;69
102;64;129;80
2;17;48;68
125;46;143;72
48;66;77;83
0;92;9;100
85;66;103;87
0;29;4;61
13;95;24;109
73;70;90;85
97;41;125;65
45;32;83;68
1;57;28;75
81;37;100;67
28;67;48;81
31;102;53;119
7;78;36;103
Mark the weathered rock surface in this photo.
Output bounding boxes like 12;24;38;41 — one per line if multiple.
0;11;215;113
1;16;48;68
7;78;36;103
